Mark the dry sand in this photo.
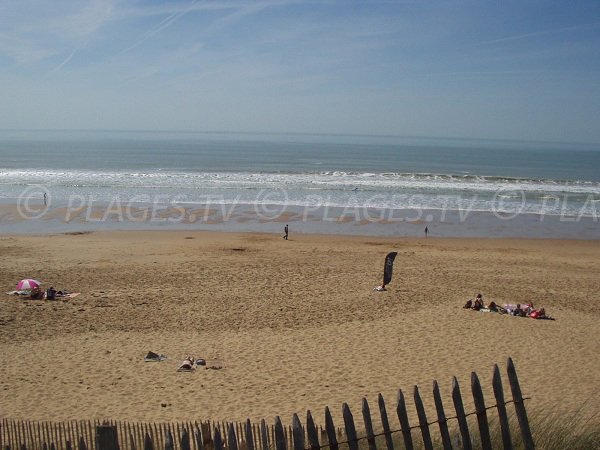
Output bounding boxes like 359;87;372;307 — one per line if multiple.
0;231;598;428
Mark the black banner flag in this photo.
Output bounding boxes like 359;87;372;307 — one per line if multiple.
382;251;398;286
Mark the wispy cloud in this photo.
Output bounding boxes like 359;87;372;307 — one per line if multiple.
118;0;293;55
118;0;202;55
0;32;59;66
48;48;79;75
46;0;116;73
0;0;117;71
470;22;600;47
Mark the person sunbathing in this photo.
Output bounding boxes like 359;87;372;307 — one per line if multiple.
522;302;534;315
177;356;196;371
463;299;473;309
530;307;549;319
30;286;44;300
512;304;526;317
46;286;57;300
472;295;484;311
488;301;498;312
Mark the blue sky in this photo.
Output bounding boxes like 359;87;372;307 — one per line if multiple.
1;0;599;143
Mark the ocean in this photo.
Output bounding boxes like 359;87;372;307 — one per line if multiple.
1;130;599;238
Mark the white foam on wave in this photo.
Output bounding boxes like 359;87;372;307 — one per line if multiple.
1;168;599;217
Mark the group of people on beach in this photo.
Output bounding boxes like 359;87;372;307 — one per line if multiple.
463;294;553;320
27;286;68;300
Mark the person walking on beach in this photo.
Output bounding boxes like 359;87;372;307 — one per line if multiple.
283;224;289;240
424;226;428;238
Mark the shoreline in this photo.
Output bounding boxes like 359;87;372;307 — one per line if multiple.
0;228;597;243
1;201;598;239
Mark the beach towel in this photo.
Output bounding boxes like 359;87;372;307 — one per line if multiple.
204;358;224;370
144;351;167;362
56;292;80;299
177;358;196;372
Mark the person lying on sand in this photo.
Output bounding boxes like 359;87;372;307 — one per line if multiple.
529;307;556;320
512;304;526;317
472;294;484;311
46;286;57;300
30;286;44;300
177;356;196;372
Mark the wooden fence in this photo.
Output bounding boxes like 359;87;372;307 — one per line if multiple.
1;358;533;450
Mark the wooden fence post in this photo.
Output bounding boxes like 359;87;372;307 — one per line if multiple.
413;386;433;450
200;422;212;450
16;421;23;449
342;403;358;450
361;398;377;450
182;429;192;450
324;407;338;450
235;424;242;449
274;417;286;450
228;424;239;450
252;424;260;450
451;376;472;450
305;411;320;450
143;433;153;450
79;435;88;450
245;420;255;450
291;414;304;450
471;372;492;450
162;424;170;450
212;428;223;450
96;426;120;450
396;389;414;450
432;381;452;450
43;423;51;450
195;425;204;450
259;420;269;450
377;394;394;450
492;365;513;450
507;358;534;450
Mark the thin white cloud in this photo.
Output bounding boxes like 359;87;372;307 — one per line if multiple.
53;0;116;40
118;0;202;54
48;48;79;75
118;0;294;55
46;0;117;73
471;22;600;47
0;32;59;65
0;0;117;70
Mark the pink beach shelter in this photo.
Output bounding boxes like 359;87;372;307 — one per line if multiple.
16;279;41;290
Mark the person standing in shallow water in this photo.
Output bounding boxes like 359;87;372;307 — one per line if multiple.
283;224;289;240
424;226;428;237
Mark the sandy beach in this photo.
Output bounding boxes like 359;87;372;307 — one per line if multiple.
0;230;598;428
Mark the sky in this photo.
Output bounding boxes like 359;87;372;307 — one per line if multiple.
1;0;599;143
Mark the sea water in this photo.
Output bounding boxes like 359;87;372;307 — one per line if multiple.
1;130;599;237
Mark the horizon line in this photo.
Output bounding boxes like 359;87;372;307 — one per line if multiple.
0;127;598;147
